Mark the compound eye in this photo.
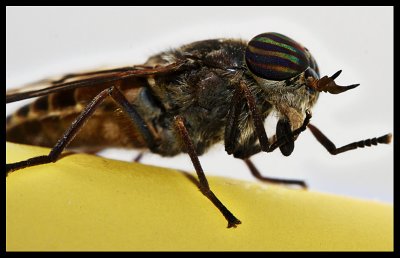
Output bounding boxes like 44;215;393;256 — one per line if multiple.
245;32;310;81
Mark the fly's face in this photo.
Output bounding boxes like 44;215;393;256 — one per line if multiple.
245;32;321;130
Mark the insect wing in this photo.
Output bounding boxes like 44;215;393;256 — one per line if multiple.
6;61;186;104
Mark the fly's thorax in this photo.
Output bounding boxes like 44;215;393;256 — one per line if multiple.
255;73;319;130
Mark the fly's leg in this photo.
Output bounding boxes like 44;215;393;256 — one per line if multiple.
243;159;307;188
174;115;241;228
6;86;156;175
239;81;311;153
307;124;392;154
133;152;145;163
242;112;312;188
224;81;244;155
226;81;312;188
239;81;269;151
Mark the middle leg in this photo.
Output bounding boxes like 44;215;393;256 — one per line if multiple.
174;115;241;228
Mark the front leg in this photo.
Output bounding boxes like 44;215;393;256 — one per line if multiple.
226;92;312;188
234;80;311;154
239;81;270;151
307;123;392;154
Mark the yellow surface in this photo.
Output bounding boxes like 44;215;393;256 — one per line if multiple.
6;142;393;251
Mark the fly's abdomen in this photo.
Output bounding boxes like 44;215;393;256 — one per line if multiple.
6;86;149;152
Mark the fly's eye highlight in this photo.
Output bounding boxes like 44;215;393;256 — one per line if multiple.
245;32;310;81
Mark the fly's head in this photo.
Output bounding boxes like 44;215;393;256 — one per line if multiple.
245;32;359;131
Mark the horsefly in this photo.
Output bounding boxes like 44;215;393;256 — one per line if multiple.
6;32;392;228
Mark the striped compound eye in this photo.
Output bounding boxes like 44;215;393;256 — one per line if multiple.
245;32;310;81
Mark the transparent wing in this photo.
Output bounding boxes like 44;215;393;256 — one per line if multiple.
6;61;186;104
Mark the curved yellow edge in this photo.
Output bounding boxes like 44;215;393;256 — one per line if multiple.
6;142;393;251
